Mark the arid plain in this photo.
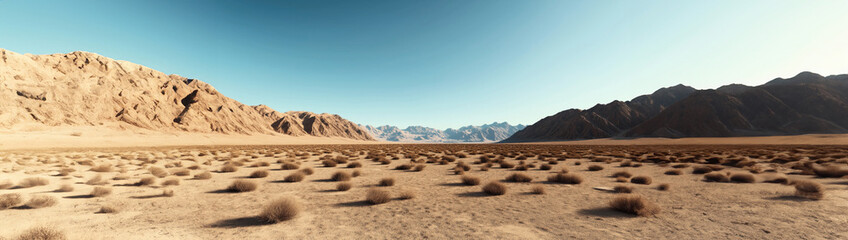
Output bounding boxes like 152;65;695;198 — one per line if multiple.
1;143;846;239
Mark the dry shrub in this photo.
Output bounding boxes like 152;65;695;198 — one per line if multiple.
531;185;545;194
56;184;74;192
482;181;507;195
336;182;352;191
664;169;682;175
692;166;713;174
136;177;156;186
162;178;180;186
395;164;413;170
657;183;670;191
398;190;416;200
461;175;481;185
300;167;315;175
794;180;824;200
378;178;396;187
630;176;652;185
162;189;175;197
149;167;169;177
619;160;632;167
85;175;108;185
285;172;305;182
413;164;426;171
764;175;790;184
220;164;238;173
609;194;660;216
331;171;352;181
249;170;269;178
615;176;628;182
0;193;23;209
259;197;301;222
227;180;257;192
347;162;362;168
281;162;300;170
366;188;392;204
172;169;191;176
730;173;756;183
811;165;848;178
98;205;119;214
500;161;515;169
671;163;689;169
14;226;67;240
505;173;533;182
194;171;212;180
91;164;113;172
20;177;49;188
588;165;604;171
25;195;57;209
90;187;112;197
322;160;337;167
540;164;552;170
613;185;633;193
547;173;583;184
352;170;362;177
514;164;529;171
704;172;730;182
612;171;632;178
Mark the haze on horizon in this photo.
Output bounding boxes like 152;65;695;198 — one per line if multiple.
1;0;846;129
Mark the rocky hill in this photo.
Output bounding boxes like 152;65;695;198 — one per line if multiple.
504;72;848;142
0;49;373;141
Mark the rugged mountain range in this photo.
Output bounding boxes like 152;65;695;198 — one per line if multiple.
504;72;848;142
0;49;373;140
362;122;525;142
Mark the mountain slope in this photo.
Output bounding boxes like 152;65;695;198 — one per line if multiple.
503;84;696;142
626;72;848;137
0;49;373;140
363;122;524;142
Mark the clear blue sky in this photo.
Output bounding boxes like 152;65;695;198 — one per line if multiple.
1;0;846;129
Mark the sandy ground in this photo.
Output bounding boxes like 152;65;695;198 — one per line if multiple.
0;144;846;239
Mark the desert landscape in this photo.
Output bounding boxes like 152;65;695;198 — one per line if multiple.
3;1;848;239
1;144;847;239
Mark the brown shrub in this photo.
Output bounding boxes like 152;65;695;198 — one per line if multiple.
395;164;413;170
322;160;337;167
20;177;49;188
56;184;74;193
461;175;481;185
609;194;660;216
540;164;552;170
730;173;756;183
284;172;305;182
352;170;362;177
332;171;352;181
547;173;583;184
505;173;533;182
219;164;238;173
671;163;689;169
150;167;169;177
281;162;300;170
259;197;301;222
612;171;632;178
85;175;108;185
24;196;57;209
14;226;67;240
249;170;269;178
482;182;507;195
0;193;23;209
398;190;416;200
300;167;314;175
794;180;824;200
630;176;652;185
704;172;730;182
619;160;632;167
812;165;848;178
609;184;631;193
657;183;670;191
162;189;175;197
531;185;545;194
227;180;257;192
162;178;180;186
588;165;604;171
347;162;362;168
172;169;191;176
615;176;628;182
336;182;352;191
500;161;515;169
98;205;119;214
692;166;713;174
366;188;392;204
378;178;395;186
664;169;682;175
413;164;426;171
194;171;212;180
90;187;112;197
136;177;156;186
